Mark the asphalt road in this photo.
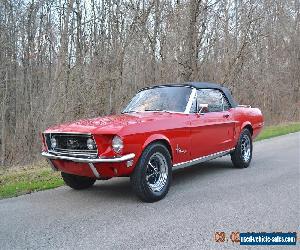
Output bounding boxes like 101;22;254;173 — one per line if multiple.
0;133;299;249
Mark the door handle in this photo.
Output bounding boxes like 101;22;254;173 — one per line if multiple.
223;114;230;118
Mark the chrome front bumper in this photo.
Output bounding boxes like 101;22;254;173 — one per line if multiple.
41;152;135;178
41;152;135;163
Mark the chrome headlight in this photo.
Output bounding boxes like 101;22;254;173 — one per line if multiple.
50;137;57;149
112;136;124;154
87;138;96;150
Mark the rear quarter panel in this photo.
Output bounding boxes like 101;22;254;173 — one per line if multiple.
232;107;264;142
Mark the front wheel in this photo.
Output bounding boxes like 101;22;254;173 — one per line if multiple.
61;172;96;190
231;129;253;168
130;143;172;202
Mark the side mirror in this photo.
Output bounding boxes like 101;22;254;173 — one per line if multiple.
198;103;208;114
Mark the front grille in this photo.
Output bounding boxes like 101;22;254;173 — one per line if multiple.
44;133;98;159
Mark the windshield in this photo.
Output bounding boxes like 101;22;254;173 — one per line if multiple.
123;86;192;113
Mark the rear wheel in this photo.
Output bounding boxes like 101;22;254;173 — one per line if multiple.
61;172;96;190
130;143;172;202
231;129;253;168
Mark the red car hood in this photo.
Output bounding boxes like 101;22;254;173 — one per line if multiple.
44;112;180;135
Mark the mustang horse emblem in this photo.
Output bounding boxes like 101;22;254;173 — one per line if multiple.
67;139;79;149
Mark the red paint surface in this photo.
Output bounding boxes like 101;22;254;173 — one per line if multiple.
43;107;263;178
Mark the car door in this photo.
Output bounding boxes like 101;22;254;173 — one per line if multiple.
189;89;236;159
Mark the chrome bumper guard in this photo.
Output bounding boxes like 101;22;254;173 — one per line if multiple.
41;152;135;179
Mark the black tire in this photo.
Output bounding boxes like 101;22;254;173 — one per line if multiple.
231;129;253;168
61;172;96;190
130;143;172;202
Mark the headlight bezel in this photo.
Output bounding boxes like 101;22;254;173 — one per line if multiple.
50;137;57;149
87;138;96;150
112;135;124;154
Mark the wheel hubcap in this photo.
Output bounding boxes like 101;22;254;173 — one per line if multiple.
146;152;168;192
241;134;251;162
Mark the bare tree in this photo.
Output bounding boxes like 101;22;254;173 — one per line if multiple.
0;0;299;167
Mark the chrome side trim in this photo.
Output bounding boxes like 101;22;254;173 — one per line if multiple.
184;88;197;114
41;152;135;163
88;163;100;178
173;148;235;169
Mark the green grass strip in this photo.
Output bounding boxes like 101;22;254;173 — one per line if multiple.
255;122;300;141
0;162;63;199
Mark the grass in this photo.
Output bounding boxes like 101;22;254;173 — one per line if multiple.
0;161;63;199
255;122;300;141
1;122;299;199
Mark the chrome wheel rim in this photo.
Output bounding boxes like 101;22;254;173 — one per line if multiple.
146;152;168;192
241;134;251;162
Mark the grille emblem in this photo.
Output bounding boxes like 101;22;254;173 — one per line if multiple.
67;139;79;149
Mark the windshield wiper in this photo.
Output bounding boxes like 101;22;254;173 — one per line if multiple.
144;109;169;112
121;110;137;114
123;109;171;113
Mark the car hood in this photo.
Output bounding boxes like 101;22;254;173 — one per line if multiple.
44;112;182;135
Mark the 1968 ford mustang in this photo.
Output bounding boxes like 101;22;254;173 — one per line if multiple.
41;82;263;202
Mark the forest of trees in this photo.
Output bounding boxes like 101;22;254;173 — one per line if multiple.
0;0;299;166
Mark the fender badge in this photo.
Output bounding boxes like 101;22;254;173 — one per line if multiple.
176;144;187;154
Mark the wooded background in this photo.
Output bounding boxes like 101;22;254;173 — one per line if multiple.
0;0;299;167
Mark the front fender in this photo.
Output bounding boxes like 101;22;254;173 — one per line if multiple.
142;134;171;151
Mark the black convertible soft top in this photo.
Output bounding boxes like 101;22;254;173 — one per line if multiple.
140;82;238;108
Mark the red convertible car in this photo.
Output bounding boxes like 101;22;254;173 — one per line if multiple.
41;82;263;202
